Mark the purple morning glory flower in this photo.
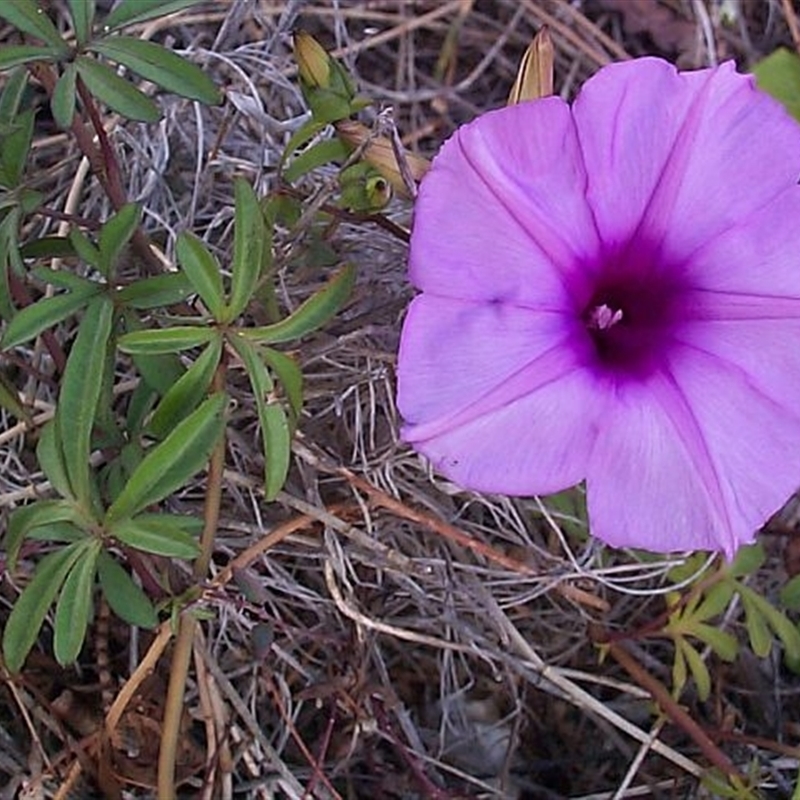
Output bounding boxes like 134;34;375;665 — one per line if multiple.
396;57;800;558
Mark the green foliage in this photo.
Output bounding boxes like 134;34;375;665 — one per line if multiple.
660;545;800;702
0;5;357;679
753;48;800;122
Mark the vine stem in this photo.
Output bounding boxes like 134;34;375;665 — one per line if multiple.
157;361;227;799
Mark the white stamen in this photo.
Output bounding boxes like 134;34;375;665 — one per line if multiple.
589;303;624;331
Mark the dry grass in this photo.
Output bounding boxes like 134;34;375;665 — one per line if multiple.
2;1;800;798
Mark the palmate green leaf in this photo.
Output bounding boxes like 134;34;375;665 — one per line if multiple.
115;271;191;309
98;202;140;277
0;109;34;188
31;266;96;293
672;638;687;697
69;226;101;268
726;543;766;579
117;325;215;355
232;337;290;501
780;574;800;611
2;541;86;672
111;516;199;558
75;55;160;123
52;62;78;129
242;263;355;345
97;551;157;628
103;0;200;32
0;45;57;70
0;67;28;123
679;638;711;702
0;368;31;427
224;178;266;322
37;420;73;499
263;347;303;420
105;392;227;523
147;336;221;440
740;585;800;672
740;591;772;658
0;212;20;321
692;581;735;623
89;36;221;104
690;622;738;662
176;232;225;318
54;539;101;664
67;0;95;43
21;236;76;261
0;0;69;52
56;297;114;508
1;286;101;350
5;499;84;570
753;48;800;123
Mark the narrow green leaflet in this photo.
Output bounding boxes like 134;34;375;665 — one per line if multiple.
111;517;199;558
98;202;141;277
741;591;772;658
679;639;711;702
69;227;102;269
1;286;101;350
224;178;266;322
0;45;56;71
147;336;221;440
689;622;738;662
232;337;290;501
67;0;95;43
21;237;77;260
263;347;303;420
75;55;160;123
2;542;86;672
0;0;69;52
103;0;200;32
52;62;77;129
0;67;28;122
780;574;800;611
89;37;221;104
176;232;225;318
53;539;101;664
105;392;227;523
115;271;191;309
0;368;31;427
55;297;114;507
97;551;157;628
0;109;34;188
242;263;355;344
31;266;96;292
283;138;350;184
135;511;203;534
740;585;800;672
5;499;84;570
37;420;74;499
117;325;215;355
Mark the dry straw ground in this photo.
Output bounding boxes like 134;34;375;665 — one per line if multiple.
2;1;800;798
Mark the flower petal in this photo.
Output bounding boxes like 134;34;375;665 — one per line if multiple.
574;59;800;257
681;191;800;300
587;375;737;556
398;295;576;436
409;98;599;307
406;367;602;496
667;344;800;550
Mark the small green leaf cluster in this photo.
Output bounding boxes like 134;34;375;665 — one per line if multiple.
0;0;221;125
661;545;800;703
0;7;359;673
281;32;397;213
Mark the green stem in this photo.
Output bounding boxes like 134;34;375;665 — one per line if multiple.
157;361;227;799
